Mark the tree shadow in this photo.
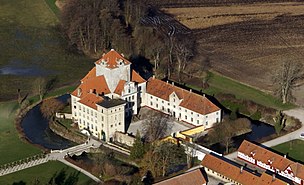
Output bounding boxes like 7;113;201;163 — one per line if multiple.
129;55;153;80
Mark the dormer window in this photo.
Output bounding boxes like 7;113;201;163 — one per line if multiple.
250;151;256;157
267;159;273;165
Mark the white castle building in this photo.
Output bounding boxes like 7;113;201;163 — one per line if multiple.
71;49;221;141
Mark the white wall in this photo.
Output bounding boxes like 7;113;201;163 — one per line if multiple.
144;93;221;127
96;62;131;92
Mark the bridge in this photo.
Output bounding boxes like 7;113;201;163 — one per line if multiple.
0;138;102;182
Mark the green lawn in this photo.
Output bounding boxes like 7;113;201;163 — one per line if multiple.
0;161;95;185
272;140;304;163
0;101;41;165
0;0;93;101
187;72;295;110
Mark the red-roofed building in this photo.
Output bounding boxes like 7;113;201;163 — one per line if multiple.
71;49;221;142
201;154;290;185
238;140;303;185
153;169;207;185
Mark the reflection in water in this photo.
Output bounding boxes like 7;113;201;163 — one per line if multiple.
21;95;75;150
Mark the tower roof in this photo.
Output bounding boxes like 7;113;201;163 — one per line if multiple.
95;49;131;69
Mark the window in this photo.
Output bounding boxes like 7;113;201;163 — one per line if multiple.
132;95;134;100
162;106;164;110
191;112;193;115
206;115;208;118
118;122;121;125
191;118;193;122
185;109;187;113
91;110;93;116
95;126;97;131
216;112;219;115
95;112;97;117
128;89;130;93
156;98;158;101
102;124;104;127
74;106;76;109
91;124;93;129
185;115;187;119
197;120;199;124
150;102;153;106
156;104;158;108
111;125;113;128
150;96;153;99
79;106;81;110
87;109;89;114
139;86;142;91
206;121;208;126
101;116;104;121
216;118;219;123
167;108;170;113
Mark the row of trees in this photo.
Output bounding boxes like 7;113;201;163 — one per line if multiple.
61;0;196;80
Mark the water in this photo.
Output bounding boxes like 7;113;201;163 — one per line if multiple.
0;59;55;76
21;95;75;150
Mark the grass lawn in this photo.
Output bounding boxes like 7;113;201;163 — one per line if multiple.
0;101;41;165
187;72;295;110
0;0;93;101
272;139;304;163
0;161;95;185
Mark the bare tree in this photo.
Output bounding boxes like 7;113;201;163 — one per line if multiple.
174;37;194;81
207;118;251;154
33;77;46;101
143;113;173;142
273;61;304;104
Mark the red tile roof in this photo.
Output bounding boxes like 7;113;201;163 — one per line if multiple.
131;70;146;83
72;75;111;100
78;93;104;109
114;80;126;95
258;173;289;185
81;66;96;82
238;140;304;179
146;78;220;115
153;169;206;185
95;49;130;69
202;154;289;185
202;154;259;185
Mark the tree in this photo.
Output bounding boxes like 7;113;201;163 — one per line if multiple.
174;36;195;81
40;98;65;119
143;113;173;142
207;118;251;154
141;142;186;177
130;130;146;160
273;61;304;104
274;111;285;136
33;77;46;101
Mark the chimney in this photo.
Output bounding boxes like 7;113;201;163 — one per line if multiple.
153;75;155;79
284;154;287;158
272;174;276;181
172;82;174;86
190;89;192;93
89;89;93;93
121;53;124;57
166;81;169;84
203;94;205;97
240;166;243;173
77;88;82;97
111;48;114;51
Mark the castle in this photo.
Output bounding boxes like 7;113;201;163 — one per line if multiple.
71;49;221;141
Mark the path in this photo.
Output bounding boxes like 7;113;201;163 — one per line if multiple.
225;108;304;160
0;138;102;182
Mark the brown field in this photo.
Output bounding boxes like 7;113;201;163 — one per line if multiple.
165;2;304;105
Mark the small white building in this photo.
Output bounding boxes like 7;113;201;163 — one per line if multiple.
71;49;221;142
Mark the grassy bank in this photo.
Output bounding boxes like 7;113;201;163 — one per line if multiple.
186;72;295;110
0;0;93;101
0;161;94;184
272;139;304;163
0;101;41;165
